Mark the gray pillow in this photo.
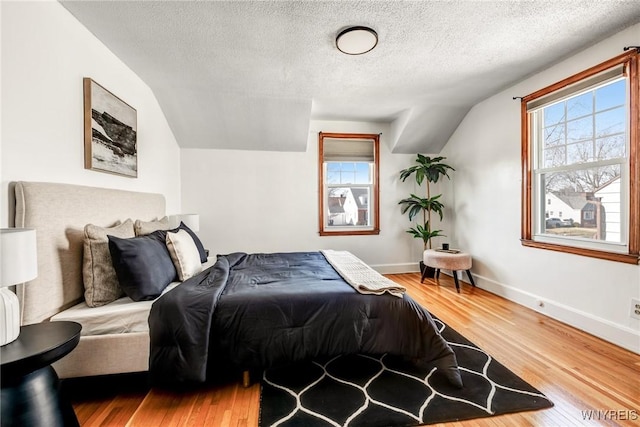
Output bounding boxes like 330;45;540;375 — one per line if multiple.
83;219;135;307
135;216;169;236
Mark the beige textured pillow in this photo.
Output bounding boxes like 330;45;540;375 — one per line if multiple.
134;216;169;236
166;229;203;281
83;219;135;307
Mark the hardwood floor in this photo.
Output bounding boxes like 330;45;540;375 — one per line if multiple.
66;273;640;426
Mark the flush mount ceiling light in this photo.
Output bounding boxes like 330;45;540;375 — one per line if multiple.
336;26;378;55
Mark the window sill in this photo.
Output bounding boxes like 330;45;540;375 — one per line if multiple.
319;229;380;237
520;239;639;264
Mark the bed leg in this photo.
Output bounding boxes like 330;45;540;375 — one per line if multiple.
242;370;251;388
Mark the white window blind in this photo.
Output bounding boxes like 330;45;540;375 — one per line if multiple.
322;138;375;162
526;64;625;111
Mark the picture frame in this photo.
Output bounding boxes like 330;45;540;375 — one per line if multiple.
83;78;138;177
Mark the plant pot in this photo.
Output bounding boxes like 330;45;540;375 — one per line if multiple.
419;261;435;279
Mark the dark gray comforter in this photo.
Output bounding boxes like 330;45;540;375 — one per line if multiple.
149;252;462;388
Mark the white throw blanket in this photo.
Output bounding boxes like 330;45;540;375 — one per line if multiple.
321;250;406;298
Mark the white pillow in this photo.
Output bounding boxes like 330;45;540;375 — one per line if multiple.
165;229;202;281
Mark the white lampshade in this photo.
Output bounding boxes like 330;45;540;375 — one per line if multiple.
1;228;38;286
168;214;199;232
0;228;38;346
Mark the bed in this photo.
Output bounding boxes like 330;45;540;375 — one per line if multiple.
149;251;462;388
12;181;462;388
13;181;168;378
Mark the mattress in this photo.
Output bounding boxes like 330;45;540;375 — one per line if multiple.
51;258;215;336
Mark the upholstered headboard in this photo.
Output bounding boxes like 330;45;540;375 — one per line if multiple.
13;181;165;324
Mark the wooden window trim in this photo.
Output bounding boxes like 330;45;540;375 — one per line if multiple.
520;50;640;264
318;132;380;236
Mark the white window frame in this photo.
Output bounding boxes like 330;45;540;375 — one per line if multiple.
520;50;639;264
529;77;629;253
323;162;374;230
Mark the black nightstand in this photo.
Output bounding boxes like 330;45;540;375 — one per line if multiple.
1;321;81;427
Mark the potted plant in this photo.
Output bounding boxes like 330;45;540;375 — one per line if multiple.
398;154;454;277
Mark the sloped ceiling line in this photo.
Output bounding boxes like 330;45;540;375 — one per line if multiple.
59;1;640;154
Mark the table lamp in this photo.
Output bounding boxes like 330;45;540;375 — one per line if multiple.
168;214;199;232
0;228;38;346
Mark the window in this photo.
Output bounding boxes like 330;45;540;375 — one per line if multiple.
521;49;639;264
318;132;380;236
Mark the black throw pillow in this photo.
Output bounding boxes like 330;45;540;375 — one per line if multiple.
108;233;177;301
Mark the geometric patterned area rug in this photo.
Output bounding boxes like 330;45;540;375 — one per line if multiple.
259;317;553;427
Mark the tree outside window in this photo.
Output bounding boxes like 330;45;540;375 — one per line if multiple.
521;50;639;264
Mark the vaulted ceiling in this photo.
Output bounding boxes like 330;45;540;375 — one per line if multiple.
60;1;640;153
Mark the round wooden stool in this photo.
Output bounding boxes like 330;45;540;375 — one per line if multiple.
422;249;475;293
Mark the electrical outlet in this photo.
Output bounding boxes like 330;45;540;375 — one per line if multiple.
631;298;640;320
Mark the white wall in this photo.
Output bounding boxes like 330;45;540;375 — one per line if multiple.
440;23;640;353
1;1;181;226
181;120;425;272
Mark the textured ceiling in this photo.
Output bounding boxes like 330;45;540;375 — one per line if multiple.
60;1;640;153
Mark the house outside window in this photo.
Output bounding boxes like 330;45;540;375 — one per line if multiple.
318;132;380;236
520;49;639;264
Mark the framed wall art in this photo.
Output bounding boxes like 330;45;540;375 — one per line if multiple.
83;78;137;177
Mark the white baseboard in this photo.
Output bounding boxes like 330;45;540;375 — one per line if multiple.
472;273;640;354
372;263;420;275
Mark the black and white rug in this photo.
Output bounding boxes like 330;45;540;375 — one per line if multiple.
259;318;553;426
